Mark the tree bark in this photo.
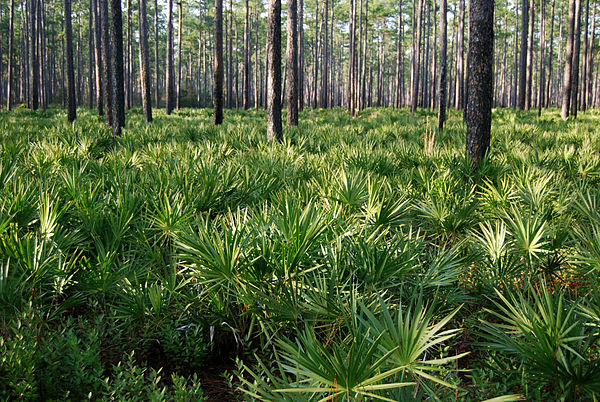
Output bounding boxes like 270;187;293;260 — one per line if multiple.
438;0;447;131
298;0;304;110
348;0;355;114
88;0;94;109
214;0;224;124
286;0;299;126
110;0;125;136
455;0;464;110
518;0;528;109
571;0;582;117
176;1;182;110
538;0;545;116
166;0;174;114
243;0;251;109
139;0;152;122
92;0;104;115
154;0;160;107
320;0;329;108
6;0;15;110
29;0;39;110
266;0;282;141
394;0;402;108
581;0;590;111
65;0;76;121
411;0;424;114
524;0;534;110
561;0;576;119
227;0;233;108
586;1;595;108
100;0;112;125
545;0;556;107
125;0;132;108
466;0;494;164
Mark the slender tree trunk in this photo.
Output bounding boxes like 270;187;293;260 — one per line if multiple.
586;1;595;108
255;12;260;108
545;0;556;107
92;0;103;115
360;0;368;110
286;0;299;125
571;0;582;117
518;0;529;109
110;0;125;136
411;0;424;114
6;0;15;110
320;0;329;108
166;0;174;114
88;0;94;109
227;0;233;108
154;0;159;107
65;0;76;121
394;0;403;108
29;0;38;110
466;0;494;164
243;0;250;109
438;0;447;131
266;0;282;140
298;0;304;110
581;0;590;110
538;0;545;115
455;0;464;109
348;0;355;114
561;0;576;119
524;0;534;110
176;1;182;110
125;0;131;108
139;0;152;121
214;0;224;124
100;0;112;125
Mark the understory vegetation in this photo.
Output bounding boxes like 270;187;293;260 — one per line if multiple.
1;106;600;400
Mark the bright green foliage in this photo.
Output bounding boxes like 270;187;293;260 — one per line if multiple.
0;107;600;400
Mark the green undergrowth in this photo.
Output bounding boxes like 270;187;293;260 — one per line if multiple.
0;105;599;400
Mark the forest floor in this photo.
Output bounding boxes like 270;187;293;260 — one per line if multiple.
1;106;599;400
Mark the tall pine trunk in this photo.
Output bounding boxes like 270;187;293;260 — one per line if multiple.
88;0;94;109
571;0;582;117
227;0;233;108
286;0;299;126
29;0;39;110
518;0;529;109
525;0;534;110
214;0;223;124
154;0;159;107
243;0;250;109
110;0;125;136
466;0;494;164
545;0;556;107
585;1;595;108
139;0;152;122
411;0;424;114
64;0;76;121
266;0;282;141
538;0;545;116
298;0;304;110
438;0;447;131
176;1;182;110
6;0;15;110
561;0;576;119
395;0;403;108
166;0;174;114
455;0;464;109
93;0;104;115
100;0;112;125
